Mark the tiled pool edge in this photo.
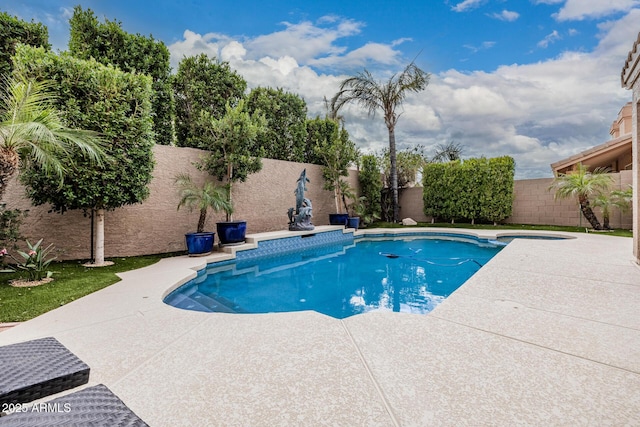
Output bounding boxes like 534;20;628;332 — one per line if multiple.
161;226;575;300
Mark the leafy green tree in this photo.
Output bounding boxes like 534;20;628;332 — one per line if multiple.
305;117;339;165
548;163;613;230
358;154;382;221
0;204;26;250
68;6;174;144
0;75;105;200
313;123;358;213
14;46;154;265
246;87;308;162
173;54;246;147
0;12;49;77
422;162;447;222
331;62;430;222
197;100;266;221
175;174;233;233
378;146;429;221
480;156;515;224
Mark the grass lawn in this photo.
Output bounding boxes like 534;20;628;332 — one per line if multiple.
0;255;164;322
370;222;634;238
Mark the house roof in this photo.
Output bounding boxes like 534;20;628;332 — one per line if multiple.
622;31;640;88
550;133;632;174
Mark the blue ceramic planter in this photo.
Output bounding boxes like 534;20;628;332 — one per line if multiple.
185;232;215;255
347;217;360;230
329;213;349;226
217;221;247;246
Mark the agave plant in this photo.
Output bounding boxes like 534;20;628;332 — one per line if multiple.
14;239;56;281
175;173;233;233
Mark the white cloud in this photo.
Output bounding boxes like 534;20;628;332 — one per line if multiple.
168;17;403;72
167;9;639;178
463;41;496;53
490;10;520;21
537;30;561;48
259;56;299;76
554;0;640;21
245;18;361;63
451;0;484;12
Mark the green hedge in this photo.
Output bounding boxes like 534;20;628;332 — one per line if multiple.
13;45;155;212
422;156;514;223
0;12;49;77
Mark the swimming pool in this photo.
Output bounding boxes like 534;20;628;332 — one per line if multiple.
164;235;504;319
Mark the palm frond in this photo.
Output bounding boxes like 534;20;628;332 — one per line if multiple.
0;75;107;191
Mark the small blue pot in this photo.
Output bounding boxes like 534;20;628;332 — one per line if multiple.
185;232;215;255
329;213;349;226
217;221;247;246
347;217;360;230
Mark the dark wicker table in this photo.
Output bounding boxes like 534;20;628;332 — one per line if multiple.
0;384;149;426
0;337;90;406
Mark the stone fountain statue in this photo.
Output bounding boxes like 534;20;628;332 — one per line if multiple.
288;169;315;231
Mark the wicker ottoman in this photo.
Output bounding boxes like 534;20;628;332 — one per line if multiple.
0;384;148;426
0;337;90;405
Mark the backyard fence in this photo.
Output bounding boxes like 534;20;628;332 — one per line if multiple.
4;145;358;260
399;170;633;229
3;144;632;261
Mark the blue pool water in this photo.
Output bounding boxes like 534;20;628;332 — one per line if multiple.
165;236;504;319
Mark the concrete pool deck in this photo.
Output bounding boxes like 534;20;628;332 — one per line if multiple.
0;227;638;425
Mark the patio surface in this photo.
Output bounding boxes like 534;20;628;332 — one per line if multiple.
1;227;639;426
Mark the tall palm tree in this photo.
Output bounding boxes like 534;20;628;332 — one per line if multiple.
331;62;429;222
0;76;105;200
549;163;613;230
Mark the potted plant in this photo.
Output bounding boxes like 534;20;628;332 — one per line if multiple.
198;100;266;246
176;173;233;255
313;119;359;226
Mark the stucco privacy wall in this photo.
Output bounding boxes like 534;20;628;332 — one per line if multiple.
398;171;633;229
507;172;633;229
4;145;358;260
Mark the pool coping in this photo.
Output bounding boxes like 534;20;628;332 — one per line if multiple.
0;227;638;425
161;225;574;298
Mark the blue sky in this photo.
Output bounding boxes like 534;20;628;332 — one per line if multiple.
2;0;640;178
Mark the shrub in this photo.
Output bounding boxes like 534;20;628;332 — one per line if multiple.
423;156;515;224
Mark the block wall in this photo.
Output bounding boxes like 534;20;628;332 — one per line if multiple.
4;145;359;260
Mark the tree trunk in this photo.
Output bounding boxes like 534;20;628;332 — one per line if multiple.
603;214;610;230
94;208;105;264
227;163;233;222
579;197;602;230
0;148;19;202
388;126;399;222
197;208;207;233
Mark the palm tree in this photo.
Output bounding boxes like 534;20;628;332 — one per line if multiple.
593;185;634;230
432;141;463;162
593;194;615;230
175;173;233;233
549;163;613;230
331;62;430;222
0;76;105;200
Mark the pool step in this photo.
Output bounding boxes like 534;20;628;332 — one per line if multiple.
170;290;245;314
